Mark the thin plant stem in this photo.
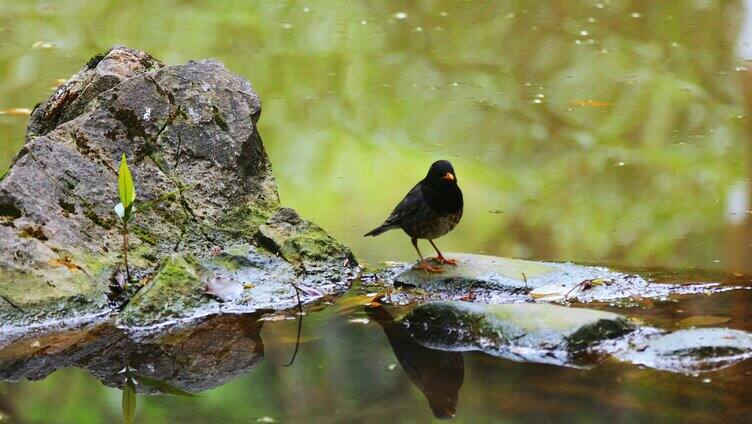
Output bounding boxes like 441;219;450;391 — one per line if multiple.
123;222;131;284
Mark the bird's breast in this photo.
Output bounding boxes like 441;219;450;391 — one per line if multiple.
401;208;462;240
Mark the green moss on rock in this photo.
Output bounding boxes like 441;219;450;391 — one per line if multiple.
256;207;354;268
214;200;278;240
130;225;158;245
118;254;215;326
0;267;108;325
77;250;119;278
276;224;348;265
0;47;357;328
208;250;248;271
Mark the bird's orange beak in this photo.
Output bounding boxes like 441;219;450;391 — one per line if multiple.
442;172;455;181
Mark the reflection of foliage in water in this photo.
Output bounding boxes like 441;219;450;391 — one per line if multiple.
0;1;746;269
2;289;751;423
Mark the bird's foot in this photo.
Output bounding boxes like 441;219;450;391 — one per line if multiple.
416;260;444;274
434;255;458;266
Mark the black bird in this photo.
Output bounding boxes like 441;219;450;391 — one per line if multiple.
365;160;463;273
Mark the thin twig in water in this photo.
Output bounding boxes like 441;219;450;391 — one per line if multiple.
284;284;303;367
564;279;596;299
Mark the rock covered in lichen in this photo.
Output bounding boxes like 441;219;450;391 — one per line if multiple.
0;46;357;327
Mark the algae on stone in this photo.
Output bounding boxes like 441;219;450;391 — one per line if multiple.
0;266;107;325
119;240;352;327
118;255;215;326
257;208;354;270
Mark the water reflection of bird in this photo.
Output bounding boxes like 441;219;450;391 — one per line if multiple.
366;302;464;419
364;160;463;273
366;303;465;419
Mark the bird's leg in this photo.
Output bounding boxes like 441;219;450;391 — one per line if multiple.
412;238;443;274
428;239;458;266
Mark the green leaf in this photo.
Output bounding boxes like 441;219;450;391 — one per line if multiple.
118;154;136;216
133;374;198;397
122;373;137;424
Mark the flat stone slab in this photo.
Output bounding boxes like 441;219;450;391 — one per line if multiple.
395;253;554;292
377;253;739;305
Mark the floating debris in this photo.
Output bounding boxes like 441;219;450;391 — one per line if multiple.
569;99;614;107
0;108;32;116
31;41;55;49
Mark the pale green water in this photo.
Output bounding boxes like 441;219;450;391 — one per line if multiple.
1;1;752;423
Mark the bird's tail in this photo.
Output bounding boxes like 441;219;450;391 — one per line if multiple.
364;223;395;237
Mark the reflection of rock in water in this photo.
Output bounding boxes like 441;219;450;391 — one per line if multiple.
366;303;463;420
0;313;264;393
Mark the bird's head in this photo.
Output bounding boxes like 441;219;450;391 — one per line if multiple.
425;160;457;185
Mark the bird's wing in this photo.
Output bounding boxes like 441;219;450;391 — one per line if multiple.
383;183;424;226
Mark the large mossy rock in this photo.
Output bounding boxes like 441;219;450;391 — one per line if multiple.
385;253;731;305
400;301;634;366
0;46;356;327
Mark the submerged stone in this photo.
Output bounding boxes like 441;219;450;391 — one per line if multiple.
400;301;634;366
0;46;357;327
612;328;752;373
393;300;752;373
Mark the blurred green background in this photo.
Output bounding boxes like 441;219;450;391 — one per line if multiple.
2;1;752;422
1;0;750;270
